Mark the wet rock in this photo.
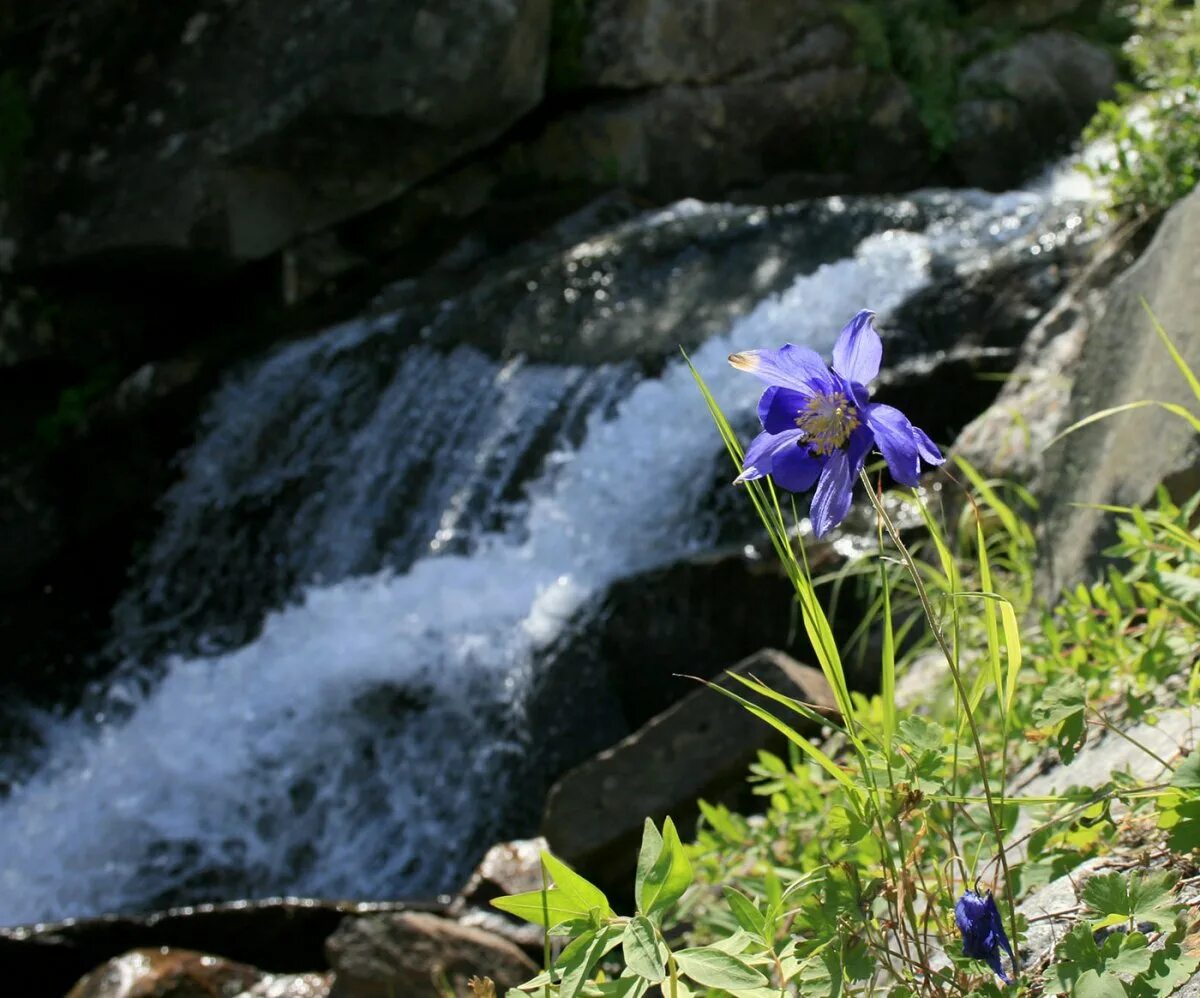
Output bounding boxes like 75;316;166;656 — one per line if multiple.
0;898;435;998
326;912;536;998
541;648;836;898
13;0;552;266
951;32;1116;190
65;947;332;998
1037;188;1200;593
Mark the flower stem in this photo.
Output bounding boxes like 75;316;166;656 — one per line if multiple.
858;470;1020;973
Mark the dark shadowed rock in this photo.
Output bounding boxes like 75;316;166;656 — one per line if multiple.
0;898;437;998
65;947;332;998
12;0;551;265
541;649;836;898
952;31;1116;190
1038;188;1200;593
326;912;536;998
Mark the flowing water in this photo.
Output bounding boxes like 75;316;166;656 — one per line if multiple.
0;174;1092;925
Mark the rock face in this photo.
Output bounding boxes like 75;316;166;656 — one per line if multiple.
325;912;536;998
65;947;332;998
541;649;836;897
951;31;1116;191
1035;188;1200;592
12;0;551;264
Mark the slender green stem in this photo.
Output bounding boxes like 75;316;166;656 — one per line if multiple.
668;951;679;998
1088;705;1173;769
860;471;1020;974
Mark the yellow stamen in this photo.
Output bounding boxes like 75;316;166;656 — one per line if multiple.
794;391;859;456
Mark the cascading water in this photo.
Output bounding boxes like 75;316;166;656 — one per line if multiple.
0;173;1091;926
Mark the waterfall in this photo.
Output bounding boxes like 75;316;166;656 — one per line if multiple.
0;172;1088;925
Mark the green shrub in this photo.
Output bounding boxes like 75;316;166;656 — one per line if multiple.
1083;0;1200;216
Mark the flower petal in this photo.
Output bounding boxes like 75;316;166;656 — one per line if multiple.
865;403;921;487
735;428;805;483
729;344;831;393
809;448;856;538
771;444;823;493
758;386;810;433
914;426;945;466
832;310;882;385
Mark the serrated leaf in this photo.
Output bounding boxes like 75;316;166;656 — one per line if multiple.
635;819;663;911
492;887;591;928
639;817;693;917
1082;871;1180;931
622;915;668;983
1171;751;1200;790
1072;970;1128;998
1127;913;1200;997
673;947;768;990
723;886;766;938
542;851;612;920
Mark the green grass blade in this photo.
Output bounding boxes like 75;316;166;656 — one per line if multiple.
1142;298;1200;405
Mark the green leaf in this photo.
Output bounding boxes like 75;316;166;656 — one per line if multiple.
492;887;591;928
621;915;668;983
542;851;612;920
1171;751;1200;790
557;924;624;998
639;817;693;918
590;978;649;998
1127;913;1200;997
1082;871;1180;931
635;819;663;911
673;947;768;991
1072;970;1129;998
722;886;766;938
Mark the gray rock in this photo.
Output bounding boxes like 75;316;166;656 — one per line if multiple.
65;947;332;998
326;912;536;998
1037;188;1200;593
15;0;551;264
574;0;840;89
952;32;1116;190
541;648;836;896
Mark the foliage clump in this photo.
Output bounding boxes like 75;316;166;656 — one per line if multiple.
1083;0;1200;217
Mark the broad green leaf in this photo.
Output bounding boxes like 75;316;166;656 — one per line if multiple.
558;925;624;998
1073;970;1129;998
1127;913;1200;997
542;851;612;920
621;916;668;983
722;886;766;938
492;887;591;928
639;817;693;918
673;947;768;990
590;978;649;998
635;819;663;911
705;930;755;955
1171;751;1200;790
1082;871;1180;931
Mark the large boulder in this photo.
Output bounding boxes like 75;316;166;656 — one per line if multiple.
951;31;1116;190
1036;188;1200;592
10;0;551;265
540;649;836;898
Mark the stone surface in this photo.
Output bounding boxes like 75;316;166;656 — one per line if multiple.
13;0;552;264
541;649;836;897
326;912;536;998
574;0;835;89
0;898;435;998
952;31;1116;190
65;947;332;998
1037;187;1200;593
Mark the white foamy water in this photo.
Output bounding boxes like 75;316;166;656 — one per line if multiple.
0;178;1089;923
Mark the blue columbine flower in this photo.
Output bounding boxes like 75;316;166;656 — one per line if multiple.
729;309;944;537
955;889;1016;983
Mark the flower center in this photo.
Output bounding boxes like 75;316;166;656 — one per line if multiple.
794;391;859;456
